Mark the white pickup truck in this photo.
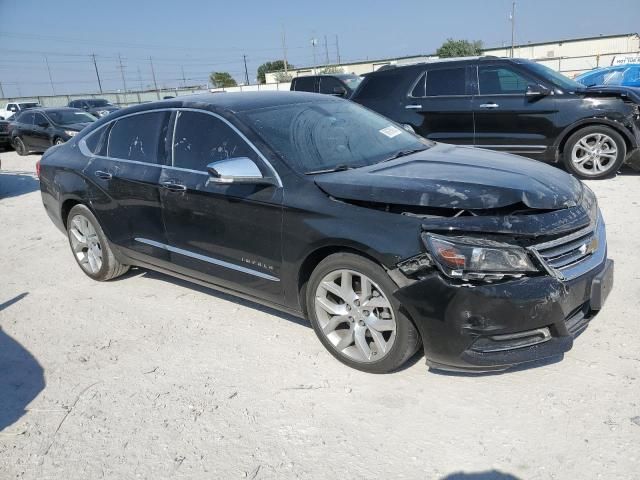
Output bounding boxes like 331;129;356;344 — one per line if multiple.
0;101;40;120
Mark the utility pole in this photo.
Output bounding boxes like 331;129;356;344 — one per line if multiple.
181;65;186;87
0;80;4;99
324;35;330;65
281;25;288;74
243;55;249;85
335;34;341;65
44;56;55;95
118;53;128;93
91;53;103;93
311;38;318;74
510;2;516;58
149;56;159;99
137;66;144;91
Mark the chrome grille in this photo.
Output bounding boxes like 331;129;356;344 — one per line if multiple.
531;224;599;275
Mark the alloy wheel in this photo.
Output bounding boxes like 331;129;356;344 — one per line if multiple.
14;137;25;155
69;214;103;274
55;138;64;145
314;269;397;363
571;133;618;177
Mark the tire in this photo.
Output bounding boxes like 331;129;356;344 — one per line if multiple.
66;204;129;281
53;137;65;146
562;125;626;179
306;252;421;373
13;136;28;156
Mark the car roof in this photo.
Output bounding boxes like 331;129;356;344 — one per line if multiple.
121;91;342;114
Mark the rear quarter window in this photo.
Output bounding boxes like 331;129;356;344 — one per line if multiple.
292;76;316;92
354;73;405;100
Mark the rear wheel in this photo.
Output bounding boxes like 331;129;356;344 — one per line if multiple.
53;137;64;146
66;204;129;281
13;136;28;156
306;252;421;373
563;125;626;179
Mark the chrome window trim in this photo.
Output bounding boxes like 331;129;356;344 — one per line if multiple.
134;237;280;282
79;106;283;187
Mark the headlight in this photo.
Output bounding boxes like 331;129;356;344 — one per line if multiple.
423;233;537;280
64;130;77;137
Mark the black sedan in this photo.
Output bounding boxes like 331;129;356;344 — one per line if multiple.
38;93;613;373
68;98;119;118
12;108;96;155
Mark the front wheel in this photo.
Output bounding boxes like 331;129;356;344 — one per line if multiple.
306;252;421;373
563;125;626;179
13;136;28;156
53;137;65;146
66;204;130;281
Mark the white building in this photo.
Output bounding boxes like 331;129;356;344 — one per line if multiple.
265;32;640;82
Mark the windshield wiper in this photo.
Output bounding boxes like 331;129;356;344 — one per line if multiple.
378;147;428;164
305;164;356;175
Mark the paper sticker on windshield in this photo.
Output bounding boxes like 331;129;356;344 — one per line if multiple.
379;126;402;138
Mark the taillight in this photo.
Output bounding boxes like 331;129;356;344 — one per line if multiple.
35;160;41;178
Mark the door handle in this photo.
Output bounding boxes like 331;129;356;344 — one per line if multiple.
94;170;112;180
479;103;499;109
405;104;422;109
161;181;187;192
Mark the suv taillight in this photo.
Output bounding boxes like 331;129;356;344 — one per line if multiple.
35;160;41;178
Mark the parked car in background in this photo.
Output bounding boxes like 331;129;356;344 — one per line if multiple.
38;92;612;374
351;56;640;179
68;98;119;118
575;64;640;88
0;118;11;149
11;107;96;155
290;74;363;98
0;101;40;120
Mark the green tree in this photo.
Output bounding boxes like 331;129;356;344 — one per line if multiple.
436;39;483;58
209;71;237;88
257;60;294;84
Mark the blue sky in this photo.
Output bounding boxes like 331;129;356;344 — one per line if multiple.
1;0;639;97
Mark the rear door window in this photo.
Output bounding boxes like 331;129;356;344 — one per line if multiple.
172;111;259;172
17;112;35;124
478;66;531;95
107;111;169;164
292;76;316;92
425;67;467;96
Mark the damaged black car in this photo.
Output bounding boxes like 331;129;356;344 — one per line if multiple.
38;92;614;373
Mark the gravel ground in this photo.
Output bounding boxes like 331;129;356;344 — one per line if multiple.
1;149;639;480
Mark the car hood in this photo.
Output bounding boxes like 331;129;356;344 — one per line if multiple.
583;85;640;103
314;143;583;211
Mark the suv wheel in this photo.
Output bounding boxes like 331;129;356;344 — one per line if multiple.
306;252;421;373
66;204;130;281
563;125;626;179
13;136;28;156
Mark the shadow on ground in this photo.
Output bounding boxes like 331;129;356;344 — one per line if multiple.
0;292;45;432
441;470;521;479
0;171;39;199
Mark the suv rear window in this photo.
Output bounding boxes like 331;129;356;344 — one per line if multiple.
425;68;466;96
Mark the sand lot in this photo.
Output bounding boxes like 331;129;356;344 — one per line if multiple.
1;149;639;479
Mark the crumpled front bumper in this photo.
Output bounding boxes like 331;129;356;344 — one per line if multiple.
394;257;613;373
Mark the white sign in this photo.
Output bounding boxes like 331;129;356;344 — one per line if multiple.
611;55;640;65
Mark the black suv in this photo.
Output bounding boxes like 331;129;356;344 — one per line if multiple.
351;57;640;179
290;74;363;98
39;92;613;374
68;99;119;118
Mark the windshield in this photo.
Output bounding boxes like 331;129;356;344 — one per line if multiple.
86;99;112;107
47;110;97;125
519;61;584;91
242;100;430;174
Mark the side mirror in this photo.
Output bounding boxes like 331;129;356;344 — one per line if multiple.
206;157;276;185
526;84;551;97
332;86;348;97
